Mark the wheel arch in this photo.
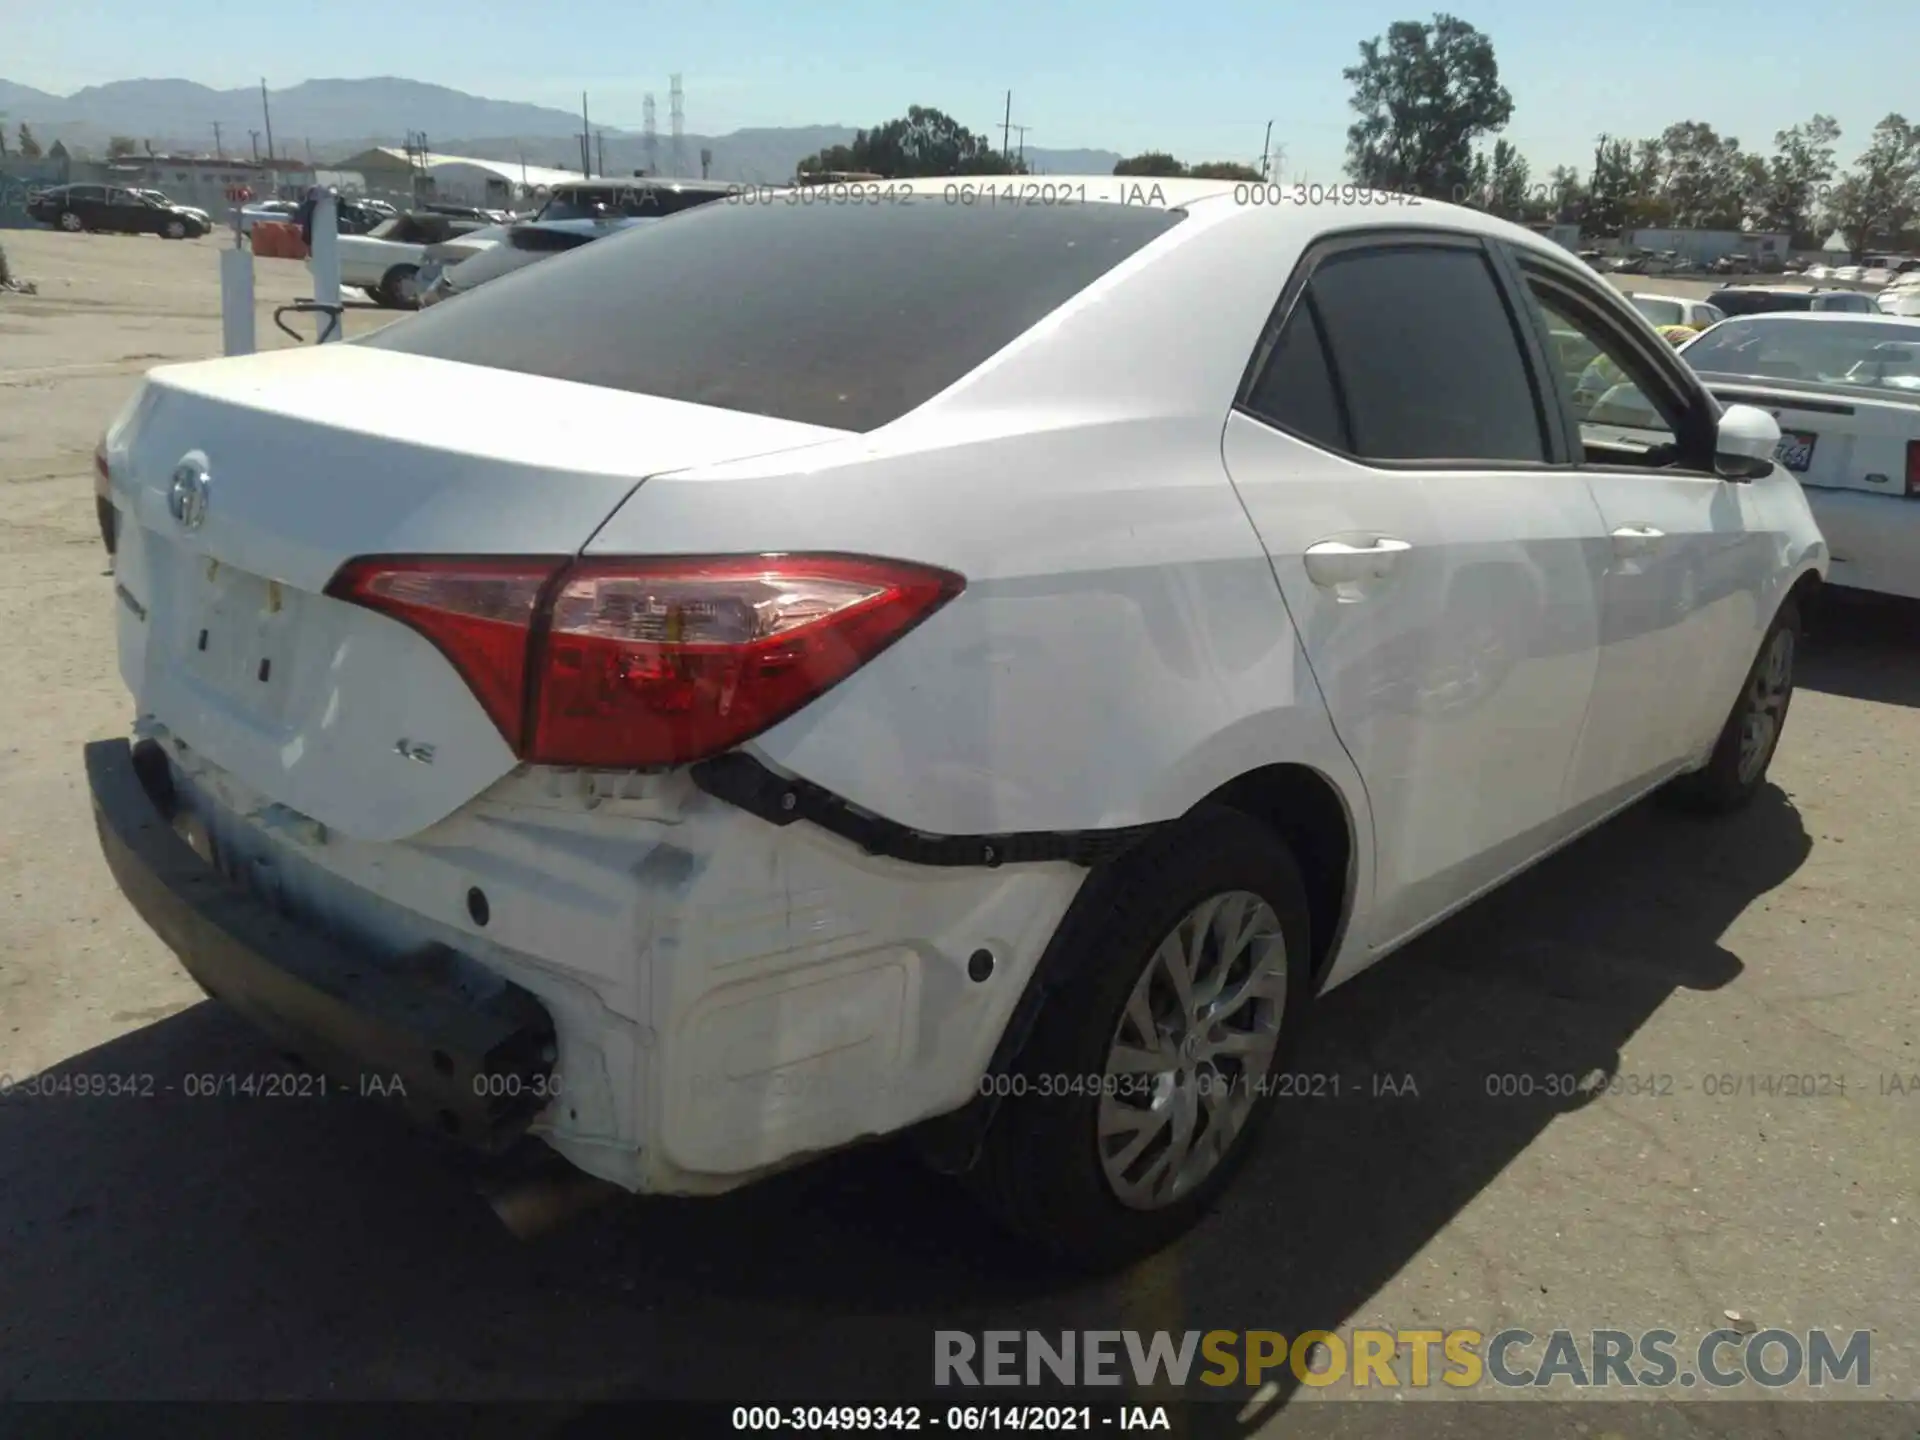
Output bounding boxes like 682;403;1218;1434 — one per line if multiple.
912;758;1365;1174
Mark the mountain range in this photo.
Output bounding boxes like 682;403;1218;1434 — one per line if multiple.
0;78;1121;181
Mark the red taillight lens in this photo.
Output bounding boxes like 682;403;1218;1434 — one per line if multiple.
528;555;965;768
328;553;964;768
326;556;568;749
1906;440;1920;498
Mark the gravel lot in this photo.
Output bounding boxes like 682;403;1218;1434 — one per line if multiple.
1;228;1915;1431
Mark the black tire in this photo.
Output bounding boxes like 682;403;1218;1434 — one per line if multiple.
163;218;187;240
377;264;420;309
1663;595;1801;814
58;210;84;233
967;806;1314;1271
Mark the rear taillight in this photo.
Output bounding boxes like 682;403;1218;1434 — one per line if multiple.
1907;440;1920;498
327;557;567;750
328;554;964;768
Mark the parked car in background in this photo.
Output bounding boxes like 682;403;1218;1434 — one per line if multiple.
1708;285;1879;317
418;179;739;307
323;210;494;308
238;199;300;233
1677;313;1920;600
132;189;211;228
89;181;1821;1268
27;183;211;239
1628;293;1725;329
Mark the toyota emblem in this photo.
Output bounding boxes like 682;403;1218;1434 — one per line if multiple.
168;454;211;531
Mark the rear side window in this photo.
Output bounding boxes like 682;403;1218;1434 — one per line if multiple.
1303;246;1547;462
1243;299;1347;450
366;199;1186;432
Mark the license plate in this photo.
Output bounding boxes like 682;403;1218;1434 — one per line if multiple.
1773;429;1817;472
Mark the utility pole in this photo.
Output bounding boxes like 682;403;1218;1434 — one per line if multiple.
1260;121;1273;180
1002;91;1012;160
1009;124;1032;168
580;92;591;174
259;79;275;163
596;129;606;177
1269;143;1287;185
248;130;260;161
212;121;224;158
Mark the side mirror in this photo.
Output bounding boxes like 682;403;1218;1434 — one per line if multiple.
1714;403;1780;482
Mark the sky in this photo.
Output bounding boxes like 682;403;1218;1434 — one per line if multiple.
6;0;1915;180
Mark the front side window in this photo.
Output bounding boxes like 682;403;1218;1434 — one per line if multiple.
1526;279;1681;454
1304;245;1547;462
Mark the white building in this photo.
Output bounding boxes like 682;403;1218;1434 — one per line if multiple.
1627;228;1791;265
331;147;593;209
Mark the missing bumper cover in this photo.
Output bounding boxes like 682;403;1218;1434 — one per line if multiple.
86;737;558;1153
689;751;1158;869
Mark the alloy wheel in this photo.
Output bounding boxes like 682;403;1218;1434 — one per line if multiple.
1737;627;1794;784
1097;890;1287;1210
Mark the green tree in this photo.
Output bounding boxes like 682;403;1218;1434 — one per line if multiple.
1583;135;1637;235
1825;114;1920;255
1461;137;1531;218
106;135;139;159
796;106;1026;180
1654;121;1748;229
17;123;42;159
1749;115;1841;240
1342;12;1514;202
1187;160;1263;181
1546;164;1586;223
1114;151;1187;177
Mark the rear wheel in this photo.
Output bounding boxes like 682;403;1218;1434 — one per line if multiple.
968;807;1313;1271
58;210;84;232
1663;596;1800;814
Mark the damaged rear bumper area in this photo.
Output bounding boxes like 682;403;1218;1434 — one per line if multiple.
84;736;558;1153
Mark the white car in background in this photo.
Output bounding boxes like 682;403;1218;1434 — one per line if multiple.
1677;312;1920;600
1627;293;1725;330
322;210;493;307
90;182;1823;1268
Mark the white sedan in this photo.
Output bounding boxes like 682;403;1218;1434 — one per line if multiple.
89;179;1824;1268
1627;292;1725;329
320;212;492;307
1678;312;1920;600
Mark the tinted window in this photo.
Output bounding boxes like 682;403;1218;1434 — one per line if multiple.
448;241;546;293
1306;246;1545;462
366;199;1186;432
1244;299;1347;450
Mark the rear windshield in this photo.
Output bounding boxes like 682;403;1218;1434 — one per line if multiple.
365;199;1186;432
1683;317;1920;391
1631;296;1685;327
1709;289;1814;317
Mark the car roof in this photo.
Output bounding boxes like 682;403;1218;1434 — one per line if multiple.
1628;292;1700;304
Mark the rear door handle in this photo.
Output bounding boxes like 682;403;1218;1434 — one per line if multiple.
1610;524;1667;557
1303;537;1413;589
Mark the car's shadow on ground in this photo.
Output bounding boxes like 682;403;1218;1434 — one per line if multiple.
1801;591;1919;708
1;787;1812;1432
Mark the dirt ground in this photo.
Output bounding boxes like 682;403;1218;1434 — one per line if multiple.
0;228;1916;1431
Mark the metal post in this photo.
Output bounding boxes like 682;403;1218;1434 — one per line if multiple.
220;204;255;356
309;189;341;344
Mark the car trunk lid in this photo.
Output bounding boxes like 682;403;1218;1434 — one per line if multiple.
1705;378;1920;496
110;343;848;842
